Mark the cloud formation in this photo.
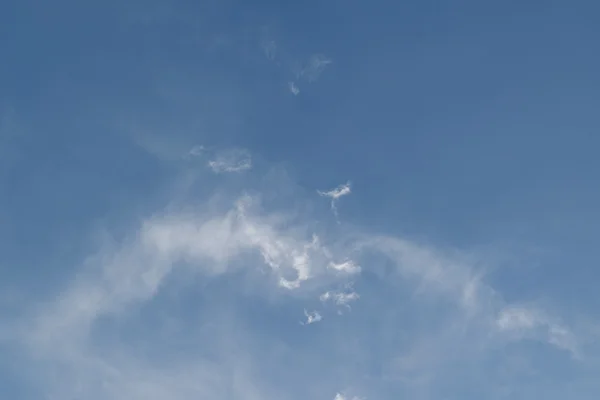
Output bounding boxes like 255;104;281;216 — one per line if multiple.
3;2;599;399
318;182;351;221
496;305;580;356
258;30;331;95
1;148;597;400
208;148;252;173
186;145;205;158
4;187;360;399
302;309;323;325
334;393;362;400
261;39;277;61
288;81;300;95
320;288;360;308
297;54;332;83
328;260;361;274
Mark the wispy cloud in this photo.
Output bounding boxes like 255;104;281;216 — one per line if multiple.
496;305;580;357
4;189;361;399
2;150;596;399
208;148;252;173
261;39;277;61
15;199;325;352
288;81;300;95
5;2;598;399
302;309;323;325
320;287;360;309
318;182;351;222
364;234;583;362
334;392;363;400
328;260;361;274
297;54;332;83
185;144;205;158
259;30;331;95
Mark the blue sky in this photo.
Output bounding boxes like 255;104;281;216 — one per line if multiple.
1;0;600;399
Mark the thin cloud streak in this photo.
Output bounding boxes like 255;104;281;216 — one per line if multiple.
362;235;583;358
328;260;361;274
318;182;351;222
208;148;252;173
298;54;332;83
302;309;323;325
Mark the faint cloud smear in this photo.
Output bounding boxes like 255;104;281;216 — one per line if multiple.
23;195;349;352
496;305;580;357
186;144;205;158
288;81;300;95
258;30;330;93
298;54;332;83
328;260;361;274
208;148;252;173
334;392;363;400
497;306;539;331
318;182;351;222
302;309;323;325
320;288;360;309
369;234;584;359
261;39;277;61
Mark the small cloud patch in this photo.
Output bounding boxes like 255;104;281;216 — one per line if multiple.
328;260;361;274
302;309;323;325
320;286;360;310
208;148;252;173
299;54;332;83
318;182;351;221
288;81;300;95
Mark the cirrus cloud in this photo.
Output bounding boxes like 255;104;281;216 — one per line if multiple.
1;148;597;400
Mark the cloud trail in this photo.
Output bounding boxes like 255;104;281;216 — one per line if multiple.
318;182;351;222
208;148;252;173
302;309;323;325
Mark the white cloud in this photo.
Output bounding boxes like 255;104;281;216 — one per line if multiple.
303;309;323;325
7;193;589;400
497;306;539;331
496;305;580;356
19;198;332;353
2;151;594;399
258;33;330;95
4;4;597;399
208;148;252;173
185;145;205;158
363;235;491;309
6;191;361;399
261;39;277;61
288;81;300;95
334;392;363;400
366;235;583;359
328;260;361;274
298;54;332;83
318;182;351;221
318;182;351;201
320;288;360;308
